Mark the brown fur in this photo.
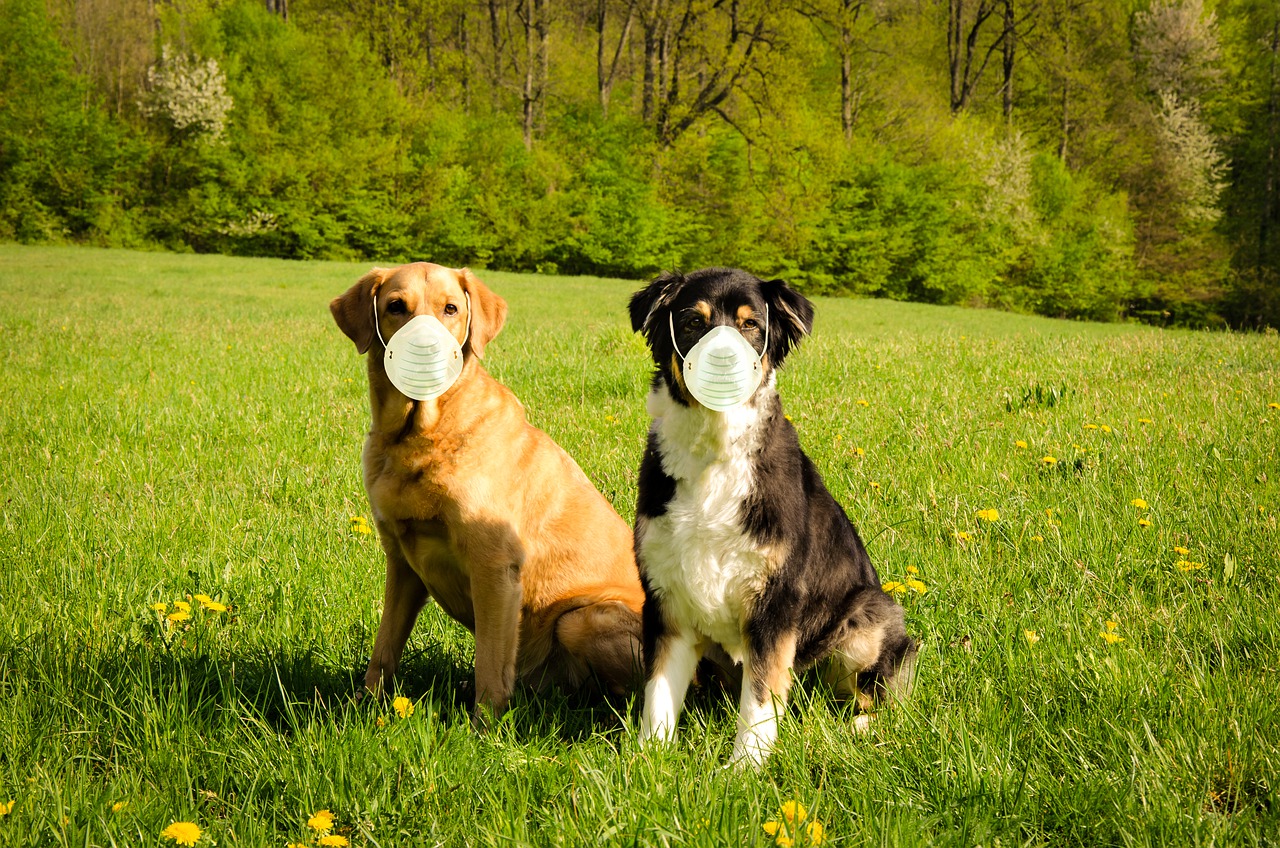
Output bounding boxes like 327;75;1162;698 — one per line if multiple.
331;263;643;719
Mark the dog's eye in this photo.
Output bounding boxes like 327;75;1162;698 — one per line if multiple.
686;315;705;329
443;303;458;316
742;318;758;330
386;299;407;315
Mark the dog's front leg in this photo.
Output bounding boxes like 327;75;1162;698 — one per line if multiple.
640;628;703;745
728;635;797;768
365;550;430;697
470;559;523;722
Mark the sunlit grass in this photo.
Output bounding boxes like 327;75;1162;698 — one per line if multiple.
1;245;1277;846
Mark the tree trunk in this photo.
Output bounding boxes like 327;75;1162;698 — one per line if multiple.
840;0;855;142
598;0;635;119
1261;16;1279;271
459;9;471;110
488;0;504;111
1001;0;1015;124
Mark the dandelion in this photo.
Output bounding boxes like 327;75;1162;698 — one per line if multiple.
111;801;128;813
375;715;387;728
853;447;865;456
1176;560;1205;572
1042;456;1057;465
1084;424;1099;430
318;837;349;848
1131;498;1149;509
0;800;13;816
976;508;999;522
1100;425;1112;433
1030;535;1044;542
193;594;213;604
393;696;414;719
1015;440;1028;449
152;603;168;613
1138;518;1153;528
1173;546;1190;556
806;821;826;844
954;531;973;542
160;821;202;846
869;481;880;490
307;810;335;835
350;516;372;535
287;844;309;848
1138;418;1153;424
906;565;919;575
1105;620;1119;631
1024;630;1040;644
780;801;807;823
173;601;191;613
856;399;870;407
201;601;227;613
1269;403;1279;410
882;581;906;596
905;578;927;594
167;610;191;623
1100;631;1124;645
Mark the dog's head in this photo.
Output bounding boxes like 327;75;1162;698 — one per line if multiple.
330;262;508;362
628;267;814;408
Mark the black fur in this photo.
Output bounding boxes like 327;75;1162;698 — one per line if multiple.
632;267;916;733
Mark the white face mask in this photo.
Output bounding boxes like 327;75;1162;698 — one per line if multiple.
374;292;471;401
669;305;768;411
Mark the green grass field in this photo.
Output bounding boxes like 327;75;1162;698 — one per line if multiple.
1;245;1277;847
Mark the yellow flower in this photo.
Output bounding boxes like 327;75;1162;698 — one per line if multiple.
318;837;349;848
1099;631;1124;644
775;837;794;848
906;565;918;575
856;399;870;407
869;481;880;490
1137;417;1153;424
307;809;335;834
1173;545;1190;556
376;715;387;728
1024;629;1040;644
111;801;128;813
905;579;927;594
1176;560;1204;572
393;696;414;718
1100;425;1112;433
173;601;191;613
1030;535;1044;542
1138;518;1153;528
1105;620;1118;630
763;821;781;837
1084;423;1099;430
193;594;213;604
0;799;13;816
160;821;202;846
1268;403;1280;410
1015;440;1028;449
954;531;972;542
287;844;309;848
151;602;168;613
350;516;372;535
1042;456;1057;465
881;581;906;596
806;821;826;844
853;447;865;456
976;508;999;522
1131;498;1149;509
201;601;227;613
167;611;190;623
780;801;807;823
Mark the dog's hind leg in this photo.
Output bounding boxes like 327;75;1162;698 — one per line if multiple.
555;600;643;695
823;596;918;726
729;632;798;768
365;550;430;698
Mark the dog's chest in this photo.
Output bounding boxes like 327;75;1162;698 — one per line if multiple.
640;392;770;660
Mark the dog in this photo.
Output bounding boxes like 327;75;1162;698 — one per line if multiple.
628;267;917;767
331;262;644;720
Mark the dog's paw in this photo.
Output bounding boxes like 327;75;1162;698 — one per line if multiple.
853;713;874;733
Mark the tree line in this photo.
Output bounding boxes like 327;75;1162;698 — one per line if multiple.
1;0;1277;327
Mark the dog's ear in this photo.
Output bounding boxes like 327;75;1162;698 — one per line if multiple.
629;271;686;338
460;268;507;359
330;268;389;354
761;277;815;365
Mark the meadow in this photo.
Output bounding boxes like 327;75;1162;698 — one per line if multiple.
0;244;1277;847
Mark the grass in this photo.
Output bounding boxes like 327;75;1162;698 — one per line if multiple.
0;244;1277;847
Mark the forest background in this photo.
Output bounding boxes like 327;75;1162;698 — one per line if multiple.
1;0;1278;328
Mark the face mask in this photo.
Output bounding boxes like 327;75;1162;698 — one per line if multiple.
669;306;768;411
373;293;471;401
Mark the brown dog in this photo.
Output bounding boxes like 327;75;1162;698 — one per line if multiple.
330;262;644;718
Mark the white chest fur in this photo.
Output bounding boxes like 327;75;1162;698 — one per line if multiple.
639;382;775;661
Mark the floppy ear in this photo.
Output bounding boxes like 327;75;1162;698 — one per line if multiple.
629;271;686;338
460;268;507;359
761;277;815;366
330;268;389;354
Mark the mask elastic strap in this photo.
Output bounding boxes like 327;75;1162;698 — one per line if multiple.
668;303;768;361
372;291;473;350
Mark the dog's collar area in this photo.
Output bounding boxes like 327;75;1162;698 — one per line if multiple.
668;303;768;361
372;290;472;351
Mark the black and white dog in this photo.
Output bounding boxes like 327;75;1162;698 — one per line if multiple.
628;267;917;767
